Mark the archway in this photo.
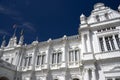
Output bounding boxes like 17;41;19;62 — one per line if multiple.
0;77;9;80
73;78;79;80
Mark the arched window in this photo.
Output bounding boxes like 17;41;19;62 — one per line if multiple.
0;77;9;80
73;78;79;80
96;15;100;22
105;13;109;19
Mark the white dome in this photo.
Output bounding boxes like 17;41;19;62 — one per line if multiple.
94;3;105;9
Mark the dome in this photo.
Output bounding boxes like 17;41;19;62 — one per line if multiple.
94;3;105;9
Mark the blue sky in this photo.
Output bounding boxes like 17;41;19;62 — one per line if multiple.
0;0;120;45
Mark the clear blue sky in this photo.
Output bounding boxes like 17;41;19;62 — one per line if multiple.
0;0;120;45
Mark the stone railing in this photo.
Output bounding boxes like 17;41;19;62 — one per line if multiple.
0;59;16;71
95;50;120;60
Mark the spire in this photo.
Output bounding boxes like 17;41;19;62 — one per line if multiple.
12;24;17;38
1;35;6;48
19;29;24;45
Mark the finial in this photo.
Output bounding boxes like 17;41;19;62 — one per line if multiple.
47;38;52;43
36;36;38;41
20;29;24;36
80;13;85;18
3;35;6;41
63;35;67;40
13;24;17;37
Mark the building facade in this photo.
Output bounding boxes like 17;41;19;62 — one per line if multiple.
0;3;120;80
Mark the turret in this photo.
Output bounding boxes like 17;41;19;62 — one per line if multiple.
19;29;24;45
1;35;6;48
80;13;87;24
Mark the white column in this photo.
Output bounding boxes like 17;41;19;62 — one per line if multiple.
103;36;107;51
84;69;89;80
92;69;96;80
87;33;92;52
82;34;86;53
113;35;119;50
108;37;112;51
73;50;75;62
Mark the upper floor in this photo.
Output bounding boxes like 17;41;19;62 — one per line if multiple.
0;3;120;72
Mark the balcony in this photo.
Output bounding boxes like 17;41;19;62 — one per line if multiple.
83;52;94;61
35;63;48;71
21;66;32;71
68;61;82;68
50;62;66;69
95;50;120;60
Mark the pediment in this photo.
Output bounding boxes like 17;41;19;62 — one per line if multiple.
110;66;120;71
104;66;120;73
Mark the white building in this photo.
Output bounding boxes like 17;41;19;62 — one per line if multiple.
0;3;120;80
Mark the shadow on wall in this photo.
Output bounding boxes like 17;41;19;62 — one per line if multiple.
0;77;9;80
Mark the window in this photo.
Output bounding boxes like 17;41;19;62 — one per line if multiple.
69;49;79;62
88;69;92;79
106;78;120;80
109;36;115;50
115;34;120;49
36;54;46;65
57;52;62;63
105;37;111;51
37;55;41;65
24;56;32;66
75;50;79;61
52;51;62;64
5;58;9;62
28;57;32;66
99;37;104;51
102;28;106;31
99;35;119;52
115;78;120;80
41;55;46;65
52;53;56;64
97;27;116;33
111;27;116;29
107;27;110;30
24;57;28;66
97;30;101;32
107;79;112;80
